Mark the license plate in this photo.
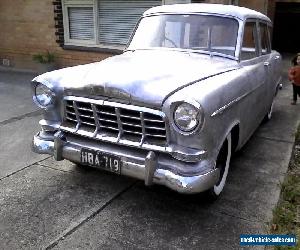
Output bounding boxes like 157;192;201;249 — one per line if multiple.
80;148;121;174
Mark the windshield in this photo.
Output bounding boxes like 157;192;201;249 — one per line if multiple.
128;14;239;57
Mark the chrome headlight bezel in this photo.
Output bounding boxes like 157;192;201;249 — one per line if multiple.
33;82;55;109
173;101;204;134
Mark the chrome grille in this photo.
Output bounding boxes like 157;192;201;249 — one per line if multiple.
62;97;167;147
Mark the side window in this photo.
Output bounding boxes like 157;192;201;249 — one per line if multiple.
241;22;258;60
268;26;272;50
260;23;271;55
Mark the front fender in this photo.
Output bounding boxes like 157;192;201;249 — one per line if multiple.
162;69;248;162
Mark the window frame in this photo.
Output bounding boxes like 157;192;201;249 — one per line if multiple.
62;0;98;46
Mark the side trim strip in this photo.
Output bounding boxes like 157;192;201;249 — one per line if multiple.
211;95;244;117
211;81;267;117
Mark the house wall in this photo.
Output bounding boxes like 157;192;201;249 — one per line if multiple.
0;0;113;71
239;0;267;14
0;0;294;71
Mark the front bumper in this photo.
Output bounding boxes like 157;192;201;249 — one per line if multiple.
32;132;219;194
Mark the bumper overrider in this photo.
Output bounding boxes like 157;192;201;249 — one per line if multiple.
32;131;219;194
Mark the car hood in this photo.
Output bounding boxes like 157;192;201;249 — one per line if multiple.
34;50;239;109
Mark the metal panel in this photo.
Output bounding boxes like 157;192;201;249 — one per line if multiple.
98;0;161;45
68;7;95;40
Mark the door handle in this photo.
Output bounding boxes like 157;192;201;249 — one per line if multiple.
264;62;270;67
274;55;280;60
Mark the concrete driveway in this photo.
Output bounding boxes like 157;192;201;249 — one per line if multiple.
0;66;299;250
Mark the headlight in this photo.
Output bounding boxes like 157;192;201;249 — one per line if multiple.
174;103;200;132
35;83;55;107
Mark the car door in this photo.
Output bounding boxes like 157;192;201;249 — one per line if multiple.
266;23;282;96
258;21;275;106
239;20;268;136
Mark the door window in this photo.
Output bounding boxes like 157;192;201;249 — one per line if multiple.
260;23;271;55
241;22;259;60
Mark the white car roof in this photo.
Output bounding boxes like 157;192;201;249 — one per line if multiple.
143;3;271;22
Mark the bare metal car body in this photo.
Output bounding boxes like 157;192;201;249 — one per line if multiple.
31;4;282;195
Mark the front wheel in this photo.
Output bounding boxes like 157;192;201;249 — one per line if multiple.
207;132;232;199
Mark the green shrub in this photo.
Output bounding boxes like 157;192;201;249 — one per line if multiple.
32;51;55;64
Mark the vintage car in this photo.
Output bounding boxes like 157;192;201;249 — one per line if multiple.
31;4;282;198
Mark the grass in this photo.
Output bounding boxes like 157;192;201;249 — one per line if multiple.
269;125;300;249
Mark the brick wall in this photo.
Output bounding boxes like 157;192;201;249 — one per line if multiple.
0;0;275;72
0;0;113;71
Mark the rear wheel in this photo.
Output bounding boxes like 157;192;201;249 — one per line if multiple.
207;133;232;199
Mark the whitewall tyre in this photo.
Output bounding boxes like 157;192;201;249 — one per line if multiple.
264;99;274;122
208;132;232;199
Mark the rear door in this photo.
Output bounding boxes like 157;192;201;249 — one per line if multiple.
258;21;275;105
